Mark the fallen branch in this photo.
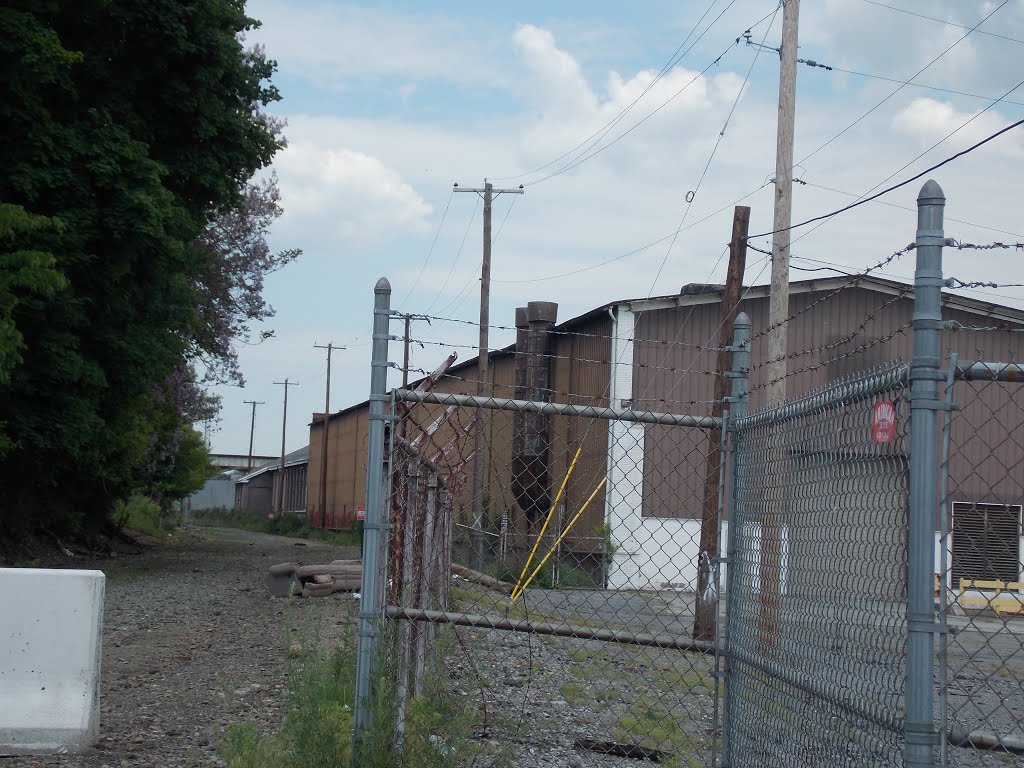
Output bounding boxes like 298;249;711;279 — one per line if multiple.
451;564;515;595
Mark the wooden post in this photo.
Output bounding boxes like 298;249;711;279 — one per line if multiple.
693;206;750;641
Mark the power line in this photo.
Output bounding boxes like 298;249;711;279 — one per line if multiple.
761;76;1024;254
423;194;479;314
800;61;1024;109
401;186;455;305
522;4;784;187
858;0;1024;46
794;0;1009;170
746;117;1024;240
491;0;737;184
796;181;1024;239
490;182;770;284
647;5;782;293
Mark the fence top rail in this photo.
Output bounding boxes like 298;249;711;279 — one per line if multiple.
955;361;1024;383
733;362;908;431
393;389;722;429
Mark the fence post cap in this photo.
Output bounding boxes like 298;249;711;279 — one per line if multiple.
917;180;945;205
374;276;392;294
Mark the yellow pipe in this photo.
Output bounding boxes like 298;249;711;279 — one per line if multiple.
512;477;608;603
511;445;583;601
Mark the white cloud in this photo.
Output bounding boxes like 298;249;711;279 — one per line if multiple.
892;97;1023;155
273;142;433;244
246;1;505;89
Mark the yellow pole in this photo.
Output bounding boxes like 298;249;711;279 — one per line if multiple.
512;477;608;604
511;445;583;600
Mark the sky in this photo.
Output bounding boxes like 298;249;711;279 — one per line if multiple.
204;0;1024;457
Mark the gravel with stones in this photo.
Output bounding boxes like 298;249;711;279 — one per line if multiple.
1;527;359;768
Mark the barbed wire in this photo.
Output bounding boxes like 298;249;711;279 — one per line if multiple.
947;320;1024;334
748;244;916;342
405;335;726;361
947;240;1024;251
749;291;908;371
404;313;729;352
749;322;912;391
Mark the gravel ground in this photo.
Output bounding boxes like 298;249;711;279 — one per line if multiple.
5;529;1022;768
1;527;359;768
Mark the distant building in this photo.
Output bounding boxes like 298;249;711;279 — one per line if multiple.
183;453;278;513
234;446;309;516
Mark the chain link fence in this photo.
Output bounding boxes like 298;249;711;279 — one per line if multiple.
939;354;1024;766
725;364;910;767
382;385;727;767
352;181;1024;767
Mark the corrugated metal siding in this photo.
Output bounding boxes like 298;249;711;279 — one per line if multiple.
307;284;1024;543
547;316;612;551
632;284;1024;520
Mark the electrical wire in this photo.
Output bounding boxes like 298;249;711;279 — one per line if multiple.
646;6;781;293
521;4;783;187
798;180;1024;241
858;0;1024;47
807;63;1024;109
491;0;732;183
746;116;1024;241
434;196;522;319
794;0;1010;170
401;186;455;305
423;196;480;314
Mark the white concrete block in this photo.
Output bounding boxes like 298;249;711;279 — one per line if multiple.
0;568;104;755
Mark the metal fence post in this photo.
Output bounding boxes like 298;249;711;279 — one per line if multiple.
906;181;944;767
722;311;750;768
354;277;392;761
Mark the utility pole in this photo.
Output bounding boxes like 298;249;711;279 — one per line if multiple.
244;400;265;470
762;0;800;651
766;0;800;406
454;180;524;570
693;205;750;642
273;378;298;516
314;343;343;523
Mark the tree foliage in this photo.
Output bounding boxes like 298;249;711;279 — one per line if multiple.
0;1;293;534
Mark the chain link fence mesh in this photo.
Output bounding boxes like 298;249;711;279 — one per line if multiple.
940;352;1024;767
726;364;910;768
382;386;726;767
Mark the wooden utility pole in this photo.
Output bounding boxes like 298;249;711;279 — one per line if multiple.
314;343;343;524
766;0;800;406
244;399;265;470
273;378;298;516
454;180;524;570
763;0;800;649
693;206;750;642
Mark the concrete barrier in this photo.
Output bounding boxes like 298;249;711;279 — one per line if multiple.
0;568;104;755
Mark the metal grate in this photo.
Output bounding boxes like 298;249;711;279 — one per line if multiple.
950;502;1021;588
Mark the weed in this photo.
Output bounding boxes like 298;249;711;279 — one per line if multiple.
114;494;173;537
192;508;359;548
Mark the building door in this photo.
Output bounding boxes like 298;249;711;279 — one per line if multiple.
951;502;1022;587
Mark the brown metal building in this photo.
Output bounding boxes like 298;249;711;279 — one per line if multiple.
306;276;1024;588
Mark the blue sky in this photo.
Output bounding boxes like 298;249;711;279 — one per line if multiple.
205;0;1024;456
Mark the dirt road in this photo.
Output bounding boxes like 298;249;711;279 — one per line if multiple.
1;528;358;768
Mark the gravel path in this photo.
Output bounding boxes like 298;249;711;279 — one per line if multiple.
1;527;359;768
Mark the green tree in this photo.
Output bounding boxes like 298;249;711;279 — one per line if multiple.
0;1;288;535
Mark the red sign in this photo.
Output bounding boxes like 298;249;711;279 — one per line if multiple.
356;504;366;522
872;401;896;443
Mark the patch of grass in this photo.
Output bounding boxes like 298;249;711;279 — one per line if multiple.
114;493;174;537
192;508;359;548
220;621;483;768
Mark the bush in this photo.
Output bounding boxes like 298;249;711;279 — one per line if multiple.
113;493;170;537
